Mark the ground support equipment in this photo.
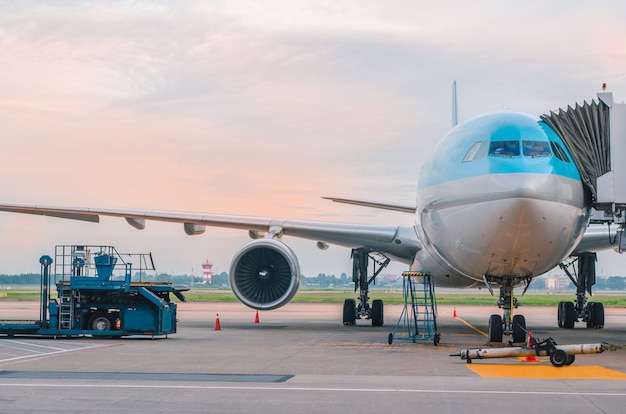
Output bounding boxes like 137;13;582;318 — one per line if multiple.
451;336;625;367
388;271;440;346
0;245;188;338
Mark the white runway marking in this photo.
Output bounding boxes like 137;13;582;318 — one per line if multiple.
0;382;625;397
0;339;114;364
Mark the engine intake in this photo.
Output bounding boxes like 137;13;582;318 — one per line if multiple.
229;239;301;310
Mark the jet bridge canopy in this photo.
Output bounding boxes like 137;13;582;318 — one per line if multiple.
541;91;626;223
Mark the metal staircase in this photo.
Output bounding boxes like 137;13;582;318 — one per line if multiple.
388;271;440;345
58;284;74;330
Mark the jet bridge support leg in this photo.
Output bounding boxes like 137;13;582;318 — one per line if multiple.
558;252;604;329
342;248;390;327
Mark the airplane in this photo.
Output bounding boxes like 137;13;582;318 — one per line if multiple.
0;84;624;344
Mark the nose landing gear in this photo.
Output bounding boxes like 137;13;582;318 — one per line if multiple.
486;277;527;344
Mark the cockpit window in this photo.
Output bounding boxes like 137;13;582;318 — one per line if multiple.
550;141;570;163
489;140;520;157
462;140;488;162
522;140;551;157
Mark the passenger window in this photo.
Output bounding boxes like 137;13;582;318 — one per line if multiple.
550;142;570;163
462;141;487;162
522;141;552;157
489;140;520;157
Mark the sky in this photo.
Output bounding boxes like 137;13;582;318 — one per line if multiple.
1;1;626;277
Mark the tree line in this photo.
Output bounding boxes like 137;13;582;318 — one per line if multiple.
1;272;625;291
0;272;230;287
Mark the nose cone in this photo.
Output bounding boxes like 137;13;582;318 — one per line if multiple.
483;197;557;276
420;173;587;280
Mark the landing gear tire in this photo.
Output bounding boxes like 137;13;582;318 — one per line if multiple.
371;299;384;327
558;301;575;329
89;313;113;331
512;314;526;344
343;299;356;326
586;302;604;329
550;349;568;367
388;333;393;345
488;314;503;343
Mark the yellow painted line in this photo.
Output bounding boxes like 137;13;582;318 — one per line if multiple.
466;364;626;380
443;311;488;338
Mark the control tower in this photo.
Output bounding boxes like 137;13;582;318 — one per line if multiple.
201;260;213;284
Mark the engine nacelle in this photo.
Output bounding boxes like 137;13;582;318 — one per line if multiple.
229;239;301;310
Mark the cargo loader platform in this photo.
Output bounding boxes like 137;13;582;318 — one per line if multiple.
0;245;188;338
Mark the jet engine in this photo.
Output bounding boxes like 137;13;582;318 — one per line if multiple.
229;239;301;310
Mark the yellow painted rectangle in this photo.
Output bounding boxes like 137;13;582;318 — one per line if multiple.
466;364;626;380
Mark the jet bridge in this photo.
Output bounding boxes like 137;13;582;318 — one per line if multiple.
541;90;626;224
541;89;626;329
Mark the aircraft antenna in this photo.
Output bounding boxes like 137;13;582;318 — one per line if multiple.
452;80;458;127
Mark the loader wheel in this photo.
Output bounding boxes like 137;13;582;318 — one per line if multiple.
89;313;113;331
550;349;568;367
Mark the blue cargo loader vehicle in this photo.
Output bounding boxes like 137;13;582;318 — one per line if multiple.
0;245;188;338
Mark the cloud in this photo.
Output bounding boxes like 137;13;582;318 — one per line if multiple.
0;1;625;275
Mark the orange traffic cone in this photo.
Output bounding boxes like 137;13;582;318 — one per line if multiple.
453;307;457;318
254;310;260;324
214;313;221;331
524;331;537;362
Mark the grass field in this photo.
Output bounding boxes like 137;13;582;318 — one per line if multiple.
2;287;626;307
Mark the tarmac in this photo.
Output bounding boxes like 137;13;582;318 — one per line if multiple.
0;300;625;413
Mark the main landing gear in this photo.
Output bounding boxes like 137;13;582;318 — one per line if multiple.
557;252;605;329
485;277;527;344
342;248;390;327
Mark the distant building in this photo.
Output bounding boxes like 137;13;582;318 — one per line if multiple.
201;260;213;284
545;274;569;291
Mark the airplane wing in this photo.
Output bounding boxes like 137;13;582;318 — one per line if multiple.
0;202;421;263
